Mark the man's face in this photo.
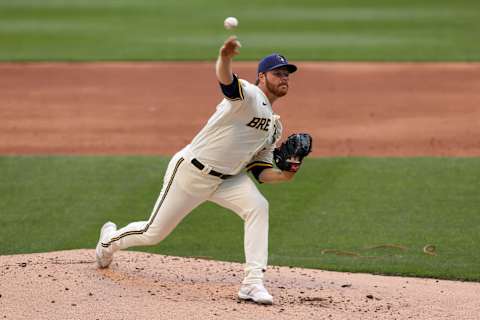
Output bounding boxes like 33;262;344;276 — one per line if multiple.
262;67;290;98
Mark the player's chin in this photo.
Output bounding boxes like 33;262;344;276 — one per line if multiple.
276;86;288;97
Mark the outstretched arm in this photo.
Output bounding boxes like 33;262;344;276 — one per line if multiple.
258;167;296;183
257;156;301;183
216;36;241;85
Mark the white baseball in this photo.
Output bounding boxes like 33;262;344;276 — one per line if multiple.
224;17;239;30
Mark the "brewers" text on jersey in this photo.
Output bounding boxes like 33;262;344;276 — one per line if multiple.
246;117;271;131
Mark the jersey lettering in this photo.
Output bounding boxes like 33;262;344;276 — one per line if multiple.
246;117;271;131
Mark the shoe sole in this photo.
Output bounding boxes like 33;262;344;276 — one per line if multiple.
238;293;273;305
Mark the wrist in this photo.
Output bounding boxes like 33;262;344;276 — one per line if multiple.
218;44;232;57
282;171;296;180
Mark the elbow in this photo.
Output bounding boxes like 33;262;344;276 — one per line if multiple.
215;57;234;85
218;73;234;86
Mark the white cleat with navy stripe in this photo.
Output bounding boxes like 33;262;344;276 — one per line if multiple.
238;283;273;305
95;221;117;268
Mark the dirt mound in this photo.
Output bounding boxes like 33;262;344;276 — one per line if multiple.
1;250;479;319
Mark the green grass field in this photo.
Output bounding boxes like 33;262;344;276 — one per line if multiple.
0;0;479;61
1;0;479;283
1;156;479;281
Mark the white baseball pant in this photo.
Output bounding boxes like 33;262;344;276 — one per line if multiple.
101;148;269;284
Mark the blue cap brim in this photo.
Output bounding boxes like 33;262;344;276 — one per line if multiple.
267;63;298;73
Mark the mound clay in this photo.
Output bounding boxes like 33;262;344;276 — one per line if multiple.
1;62;480;319
1;250;479;319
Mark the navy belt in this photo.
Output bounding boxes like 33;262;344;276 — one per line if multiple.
191;159;232;180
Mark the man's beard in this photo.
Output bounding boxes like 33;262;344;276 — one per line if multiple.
266;77;288;97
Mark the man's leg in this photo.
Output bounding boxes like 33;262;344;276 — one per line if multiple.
96;154;215;266
208;174;272;304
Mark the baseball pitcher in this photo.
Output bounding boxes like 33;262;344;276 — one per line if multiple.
96;36;312;305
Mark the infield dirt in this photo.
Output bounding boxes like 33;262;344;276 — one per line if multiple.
1;62;479;156
1;62;480;319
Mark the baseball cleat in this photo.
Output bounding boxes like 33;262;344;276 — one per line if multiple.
95;221;117;268
238;283;273;305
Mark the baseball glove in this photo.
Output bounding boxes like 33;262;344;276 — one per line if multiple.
273;133;312;172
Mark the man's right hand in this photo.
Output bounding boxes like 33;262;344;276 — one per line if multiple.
219;36;241;59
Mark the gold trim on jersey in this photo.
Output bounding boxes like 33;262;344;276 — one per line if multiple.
101;157;185;248
246;161;273;171
238;77;245;100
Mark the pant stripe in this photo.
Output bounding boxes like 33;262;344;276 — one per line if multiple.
101;157;185;248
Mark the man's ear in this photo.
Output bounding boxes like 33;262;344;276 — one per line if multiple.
258;72;266;84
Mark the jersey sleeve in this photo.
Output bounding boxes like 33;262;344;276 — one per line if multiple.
219;74;245;101
246;145;275;183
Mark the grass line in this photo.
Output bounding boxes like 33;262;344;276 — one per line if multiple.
0;0;479;61
1;156;479;281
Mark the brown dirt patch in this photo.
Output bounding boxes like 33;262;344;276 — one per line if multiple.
1;250;479;320
1;62;479;156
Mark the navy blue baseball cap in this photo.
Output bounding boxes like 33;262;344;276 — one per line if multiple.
257;53;297;74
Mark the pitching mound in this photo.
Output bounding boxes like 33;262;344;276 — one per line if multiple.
1;250;478;319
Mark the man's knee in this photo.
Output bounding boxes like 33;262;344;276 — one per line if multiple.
141;228;164;246
244;195;269;220
257;196;269;213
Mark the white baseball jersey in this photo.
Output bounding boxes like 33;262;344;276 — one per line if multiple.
186;76;282;176
99;74;284;287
